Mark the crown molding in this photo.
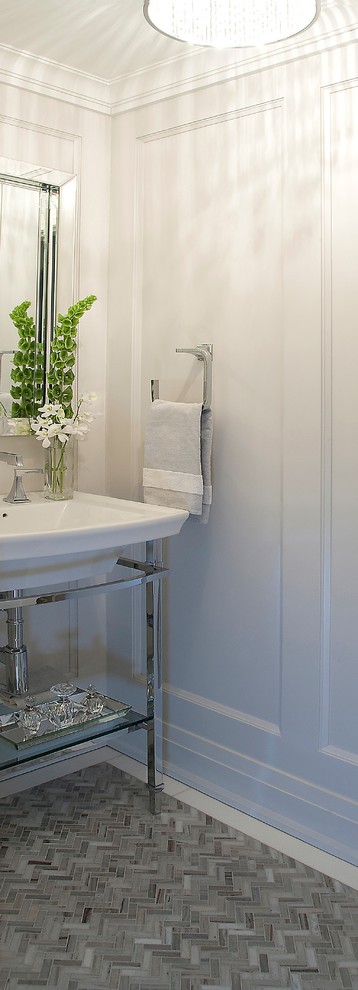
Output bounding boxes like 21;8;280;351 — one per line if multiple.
0;43;112;114
110;15;358;115
0;2;357;117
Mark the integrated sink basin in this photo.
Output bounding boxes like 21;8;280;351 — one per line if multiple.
0;491;189;591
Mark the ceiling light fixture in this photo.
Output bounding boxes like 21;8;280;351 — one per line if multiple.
143;1;320;48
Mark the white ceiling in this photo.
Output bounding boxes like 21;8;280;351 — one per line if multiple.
0;0;186;80
0;1;356;83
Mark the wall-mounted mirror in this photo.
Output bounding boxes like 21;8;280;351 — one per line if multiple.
0;158;77;435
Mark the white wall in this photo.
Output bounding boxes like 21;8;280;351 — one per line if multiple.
0;85;110;489
107;37;358;864
0;81;111;684
1;14;358;867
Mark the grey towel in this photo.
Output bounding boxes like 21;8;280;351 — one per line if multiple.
143;399;213;522
200;408;213;524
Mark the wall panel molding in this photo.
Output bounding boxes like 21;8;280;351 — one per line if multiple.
321;743;358;767
138;98;284;143
134;674;281;735
130;99;284;732
106;33;358;865
0;114;82;175
163;741;358;867
112;709;358;865
164;683;281;736
320;76;358;754
320;81;334;752
130;95;284;496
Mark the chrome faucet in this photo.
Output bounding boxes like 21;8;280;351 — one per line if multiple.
0;450;43;503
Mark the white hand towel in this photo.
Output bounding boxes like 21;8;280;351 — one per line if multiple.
143;399;213;521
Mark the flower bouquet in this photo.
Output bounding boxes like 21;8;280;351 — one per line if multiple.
31;394;97;500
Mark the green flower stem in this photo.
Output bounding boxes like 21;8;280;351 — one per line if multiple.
46;438;73;499
51;441;65;494
47;295;97;416
9;294;96;422
9;301;44;418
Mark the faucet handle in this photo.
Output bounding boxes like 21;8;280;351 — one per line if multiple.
3;467;43;504
0;450;24;468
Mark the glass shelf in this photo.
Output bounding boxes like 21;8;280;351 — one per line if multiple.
0;685;149;769
0;544;164;812
0;692;149;771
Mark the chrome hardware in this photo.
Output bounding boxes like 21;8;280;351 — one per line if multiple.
151;342;213;410
0;453;43;503
0;643;28;695
0;450;24;467
175;343;213;410
3;467;43;504
0;591;28;696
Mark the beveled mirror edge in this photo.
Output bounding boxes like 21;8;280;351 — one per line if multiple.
0;165;77;437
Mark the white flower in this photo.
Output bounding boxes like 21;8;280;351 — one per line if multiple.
81;391;97;403
31;395;97;448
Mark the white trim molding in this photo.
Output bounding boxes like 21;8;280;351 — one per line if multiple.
111;12;358;114
319;75;358;755
109;711;358;866
0;2;357;115
0;42;111;114
162;722;358;866
164;683;281;736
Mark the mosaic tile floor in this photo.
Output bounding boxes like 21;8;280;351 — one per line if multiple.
0;763;358;990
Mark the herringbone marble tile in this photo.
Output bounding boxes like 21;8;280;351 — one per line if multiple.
0;764;357;990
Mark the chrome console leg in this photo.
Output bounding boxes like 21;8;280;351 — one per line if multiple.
1;592;29;696
146;540;164;815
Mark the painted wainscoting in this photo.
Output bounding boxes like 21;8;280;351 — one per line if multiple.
106;36;358;865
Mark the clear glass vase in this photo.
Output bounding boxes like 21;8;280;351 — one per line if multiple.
44;437;74;500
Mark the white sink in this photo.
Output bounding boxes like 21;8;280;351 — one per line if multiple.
0;491;188;591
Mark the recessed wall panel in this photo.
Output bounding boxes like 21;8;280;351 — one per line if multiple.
324;83;358;756
139;104;283;729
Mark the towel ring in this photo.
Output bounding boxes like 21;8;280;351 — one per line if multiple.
175;343;213;411
151;342;213;410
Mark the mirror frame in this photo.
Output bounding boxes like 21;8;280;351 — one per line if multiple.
0;167;77;435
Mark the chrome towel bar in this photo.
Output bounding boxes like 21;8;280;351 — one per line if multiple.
151;343;213;409
176;343;213;410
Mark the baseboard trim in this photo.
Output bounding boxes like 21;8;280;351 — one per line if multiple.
163;738;358;867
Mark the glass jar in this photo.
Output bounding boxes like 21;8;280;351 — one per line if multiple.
44;436;74;500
